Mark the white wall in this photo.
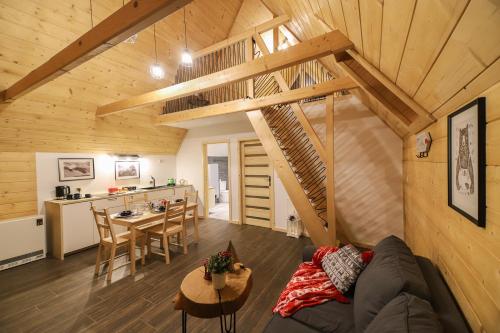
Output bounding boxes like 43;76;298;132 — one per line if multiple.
207;143;228;157
176;123;296;228
36;153;176;214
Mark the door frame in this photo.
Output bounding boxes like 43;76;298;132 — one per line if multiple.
202;140;232;222
238;138;275;229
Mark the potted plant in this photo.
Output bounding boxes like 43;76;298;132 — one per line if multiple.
206;251;233;289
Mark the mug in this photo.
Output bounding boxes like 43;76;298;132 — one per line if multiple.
66;194;74;200
85;194;92;198
73;193;81;200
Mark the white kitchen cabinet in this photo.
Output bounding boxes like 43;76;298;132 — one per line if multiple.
62;202;94;254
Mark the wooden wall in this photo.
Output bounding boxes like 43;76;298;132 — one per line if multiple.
305;96;403;247
0;153;37;220
404;83;500;333
0;0;243;221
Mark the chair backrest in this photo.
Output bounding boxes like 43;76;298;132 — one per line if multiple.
163;200;187;232
184;190;198;204
91;206;117;243
123;193;148;210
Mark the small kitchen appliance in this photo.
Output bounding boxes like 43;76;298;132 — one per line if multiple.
55;186;70;199
167;178;176;186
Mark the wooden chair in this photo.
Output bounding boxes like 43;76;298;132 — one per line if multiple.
91;206;146;281
145;200;188;264
123;193;148;210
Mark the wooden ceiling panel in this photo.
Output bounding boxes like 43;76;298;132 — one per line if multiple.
414;0;500;112
379;0;416;82
0;0;241;154
395;0;468;96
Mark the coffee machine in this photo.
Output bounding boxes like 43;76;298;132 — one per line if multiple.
55;186;70;199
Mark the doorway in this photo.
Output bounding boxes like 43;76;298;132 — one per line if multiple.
203;142;231;221
239;139;274;228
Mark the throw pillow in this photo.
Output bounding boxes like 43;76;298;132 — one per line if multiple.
321;244;367;294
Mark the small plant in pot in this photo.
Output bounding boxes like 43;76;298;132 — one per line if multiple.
206;251;233;289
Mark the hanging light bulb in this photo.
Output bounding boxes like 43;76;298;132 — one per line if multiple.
149;24;165;80
181;7;193;67
149;64;165;80
181;48;193;66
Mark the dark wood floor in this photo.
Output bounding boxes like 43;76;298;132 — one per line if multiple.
0;219;310;333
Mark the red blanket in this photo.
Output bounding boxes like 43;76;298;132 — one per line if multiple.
272;246;374;317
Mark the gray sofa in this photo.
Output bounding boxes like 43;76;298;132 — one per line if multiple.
264;236;470;333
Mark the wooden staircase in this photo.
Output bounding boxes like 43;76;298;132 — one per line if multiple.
157;28;354;246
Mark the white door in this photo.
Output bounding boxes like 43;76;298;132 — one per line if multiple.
240;140;274;228
62;202;94;253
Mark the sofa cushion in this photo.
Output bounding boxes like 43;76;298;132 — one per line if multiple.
365;293;442;333
264;314;321;333
291;299;355;333
354;235;431;332
322;245;365;293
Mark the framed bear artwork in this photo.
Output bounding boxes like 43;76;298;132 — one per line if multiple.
447;97;486;227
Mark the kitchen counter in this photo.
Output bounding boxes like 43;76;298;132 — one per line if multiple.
46;185;191;205
45;184;194;260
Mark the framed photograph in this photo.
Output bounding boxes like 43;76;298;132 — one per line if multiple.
58;158;95;181
115;161;140;180
447;97;486;227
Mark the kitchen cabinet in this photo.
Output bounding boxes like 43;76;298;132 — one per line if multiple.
62;202;94;253
45;185;194;260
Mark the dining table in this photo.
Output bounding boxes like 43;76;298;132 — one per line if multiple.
110;202;199;274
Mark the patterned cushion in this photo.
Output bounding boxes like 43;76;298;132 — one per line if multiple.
321;244;365;293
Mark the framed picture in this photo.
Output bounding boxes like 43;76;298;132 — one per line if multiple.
58;158;95;181
115;161;140;180
447;97;486;227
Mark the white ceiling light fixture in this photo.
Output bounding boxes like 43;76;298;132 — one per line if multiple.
149;24;165;80
278;37;289;50
122;0;138;44
181;6;193;67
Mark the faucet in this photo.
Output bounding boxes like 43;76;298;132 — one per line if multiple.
150;176;156;188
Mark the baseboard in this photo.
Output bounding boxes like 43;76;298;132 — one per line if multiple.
272;226;287;233
230;220;240;225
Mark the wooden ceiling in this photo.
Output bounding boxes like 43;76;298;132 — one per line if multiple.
1;0;498;151
260;0;500;133
0;0;242;153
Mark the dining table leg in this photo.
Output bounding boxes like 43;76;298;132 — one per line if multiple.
193;206;200;243
129;227;136;275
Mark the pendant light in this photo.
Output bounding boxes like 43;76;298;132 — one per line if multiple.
122;0;138;43
181;6;193;67
149;24;165;80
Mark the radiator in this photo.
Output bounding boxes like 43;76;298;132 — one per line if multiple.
0;215;46;271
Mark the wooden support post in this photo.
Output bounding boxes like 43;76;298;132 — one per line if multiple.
245;37;254;98
1;0;192;103
325;94;336;246
273;26;279;52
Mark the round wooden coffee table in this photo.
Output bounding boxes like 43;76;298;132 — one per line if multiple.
174;263;252;333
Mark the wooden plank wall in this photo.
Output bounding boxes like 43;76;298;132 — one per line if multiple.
0;0;243;221
403;83;500;333
0;153;37;220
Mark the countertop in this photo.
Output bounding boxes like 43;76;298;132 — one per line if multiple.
45;185;192;205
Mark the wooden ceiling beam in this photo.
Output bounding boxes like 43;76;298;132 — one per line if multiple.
155;77;357;125
192;15;290;59
0;0;192;103
97;30;354;117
